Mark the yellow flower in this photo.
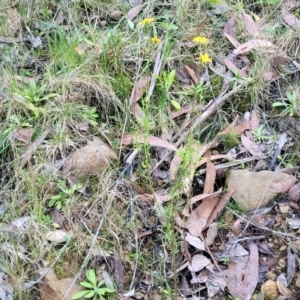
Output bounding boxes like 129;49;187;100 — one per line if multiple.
192;36;209;44
138;17;155;25
198;53;212;64
151;36;161;44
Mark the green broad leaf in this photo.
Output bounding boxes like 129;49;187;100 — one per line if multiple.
128;20;135;30
84;290;95;298
71;290;89;299
170;100;181;110
168;70;176;84
102;288;115;293
51;194;62;201
97;280;105;288
262;0;280;3
42;93;59;100
83;38;95;46
56;201;62;210
86;269;97;287
286;92;295;103
80;281;94;288
48;198;57;207
159;22;178;30
99;295;105;300
89;120;98;126
97;289;105;295
272;102;286;107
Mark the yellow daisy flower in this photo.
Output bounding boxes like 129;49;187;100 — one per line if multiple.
192;36;209;44
151;36;161;44
198;53;212;64
138;17;155;26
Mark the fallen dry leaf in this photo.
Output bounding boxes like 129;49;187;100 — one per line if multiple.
276;276;292;297
46;230;70;243
205;222;218;246
188;254;211;272
65;136;118;178
121;134;178;151
170;153;183;181
203;152;216;195
12;128;34;144
241;134;264;156
21;128;50;167
113;252;124;291
171;103;203;119
242;13;259;38
206;189;234;227
184;232;205;250
184;65;198;84
186;193;220;237
242;242;259;299
190;190;222;205
224;59;247;77
127;4;143;21
288;182;300;201
7;7;21;35
223;32;240;49
269;176;296;193
130;77;151;103
197;154;232;169
251;110;260;131
281;1;300;27
176;68;192;84
287;246;296;285
223;16;236;38
233;39;275;55
37;268;82;300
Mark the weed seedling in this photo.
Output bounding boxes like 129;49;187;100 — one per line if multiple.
272;91;298;116
72;269;116;300
48;180;83;210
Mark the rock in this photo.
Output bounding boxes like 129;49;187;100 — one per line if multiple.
261;279;278;300
226;170;295;211
110;10;123;20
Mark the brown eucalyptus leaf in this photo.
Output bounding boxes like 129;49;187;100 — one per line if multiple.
233;40;275;55
121;134;178;151
37;269;82;300
241;134;264;156
127;4;143;21
65;136;118;178
281;1;300;27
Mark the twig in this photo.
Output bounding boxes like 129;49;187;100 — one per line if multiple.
197;155;268;175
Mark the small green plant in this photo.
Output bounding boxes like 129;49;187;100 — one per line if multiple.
162;285;175;299
20;80;59;103
72;269;116;300
82;107;99;126
272;91;298;116
220;257;230;265
48;180;83;210
158;70;180;110
251;125;269;142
